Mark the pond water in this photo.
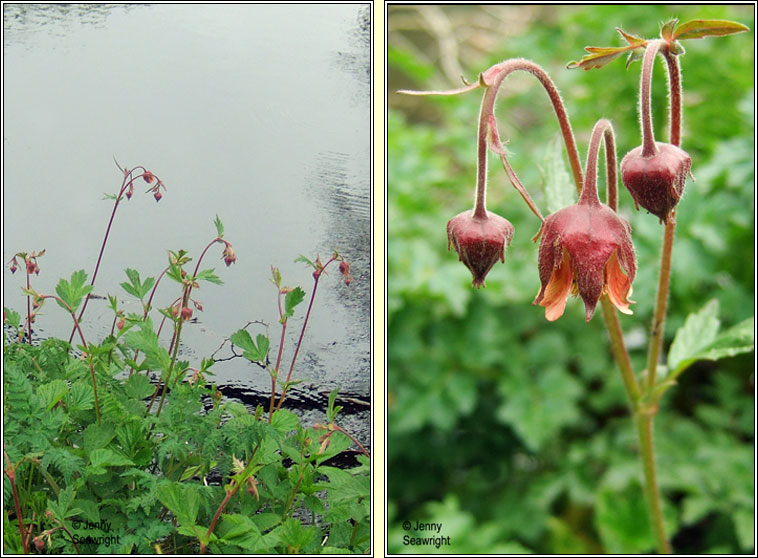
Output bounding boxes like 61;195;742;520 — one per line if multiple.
3;4;371;452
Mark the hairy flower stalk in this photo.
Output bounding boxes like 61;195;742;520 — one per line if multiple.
403;59;586;287
621;40;691;224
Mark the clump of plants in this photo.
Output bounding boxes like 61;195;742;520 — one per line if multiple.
3;164;369;554
401;17;751;554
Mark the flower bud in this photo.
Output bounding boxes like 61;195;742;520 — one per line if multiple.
620;142;691;223
143;170;155;184
447;210;514;288
154;190;163;202
116;317;125;330
181;306;193;320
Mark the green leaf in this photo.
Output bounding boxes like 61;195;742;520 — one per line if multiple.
295;255;316;269
37;379;69;411
667;302;753;379
4;307;21;329
681;317;754;373
157;482;199;525
271;409;299;434
55;270;93;313
194;268;223;285
673;19;750;41
540;133;575;213
326;389;342;423
214;214;224;238
65;381;95;413
121;268;155;300
230;329;269;362
89;448;135;469
668;299;720;373
124;374;156;400
124;319;172;372
283;287;306;320
218;514;263;551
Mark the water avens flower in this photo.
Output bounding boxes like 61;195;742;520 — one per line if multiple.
534;119;636;321
447;210;514;288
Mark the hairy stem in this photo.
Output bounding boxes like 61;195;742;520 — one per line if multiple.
4;452;28;554
639;41;664;157
25;270;32;344
636;412;672;554
483;58;584;196
275;275;321;412
580;119;616;207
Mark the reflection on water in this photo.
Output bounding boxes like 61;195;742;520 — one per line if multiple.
3;4;371;448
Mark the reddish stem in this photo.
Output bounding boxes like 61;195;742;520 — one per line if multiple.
69;167;153;342
640;40;665;157
25;270;32;344
581;118;617;210
4;451;28;554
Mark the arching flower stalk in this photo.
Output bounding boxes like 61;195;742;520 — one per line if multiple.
400;58;585;287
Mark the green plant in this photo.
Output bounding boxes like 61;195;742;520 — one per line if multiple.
394;11;752;555
3;164;368;554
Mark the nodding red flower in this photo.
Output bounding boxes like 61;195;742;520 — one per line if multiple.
125;184;134;199
535;118;637;322
534;202;636;321
116;317;125;330
143;170;155;184
339;259;352;285
9;261;18;274
153;190;163;202
181;306;193;321
222;244;236;266
620;142;691;224
447;210;514;288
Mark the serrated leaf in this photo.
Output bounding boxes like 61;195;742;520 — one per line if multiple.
283;287;306;320
4;307;21;328
674;317;755;377
567;44;639;71
214;215;224;238
66;381;95;413
55;270;93;312
271;409;299;434
158;482;199;525
661;18;679;41
121;268;155;300
124;374;156;400
37;379;69;411
195;268;223;285
230;329;269;362
295;255;315;269
89;448;134;468
667;299;720;374
540;133;575;213
673;19;750;41
123;319;172;371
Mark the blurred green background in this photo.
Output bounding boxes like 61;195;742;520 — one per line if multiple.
387;5;754;554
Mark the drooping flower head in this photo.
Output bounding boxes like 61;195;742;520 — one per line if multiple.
447;210;514;289
534;119;636;321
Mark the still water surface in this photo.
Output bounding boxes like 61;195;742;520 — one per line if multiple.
3;4;371;449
